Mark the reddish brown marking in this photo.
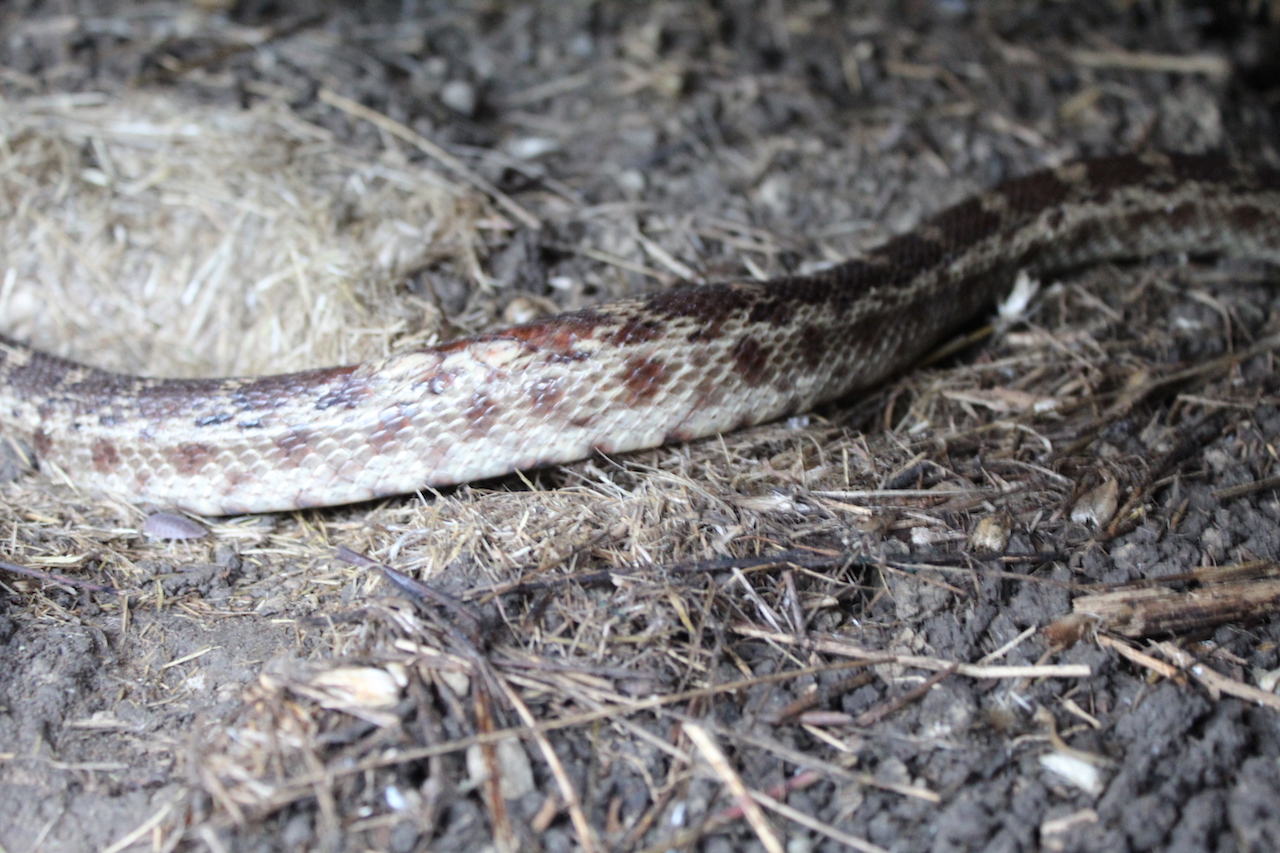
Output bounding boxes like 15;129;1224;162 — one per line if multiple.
370;406;415;453
664;427;695;444
731;336;769;387
91;439;120;474
620;355;668;406
502;311;606;353
171;443;214;475
415;369;455;395
609;317;663;346
798;324;826;370
434;328;590;360
32;429;52;458
434;339;475;355
464;393;501;436
528;377;565;417
274;429;315;464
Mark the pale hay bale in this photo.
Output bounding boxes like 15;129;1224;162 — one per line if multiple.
0;90;490;378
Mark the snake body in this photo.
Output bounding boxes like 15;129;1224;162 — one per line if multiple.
2;151;1279;515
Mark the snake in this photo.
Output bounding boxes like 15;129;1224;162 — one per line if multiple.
1;150;1278;515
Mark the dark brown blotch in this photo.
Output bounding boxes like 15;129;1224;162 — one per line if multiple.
652;285;754;341
663;427;695;445
798;324;826;370
32;428;52;458
996;169;1075;217
620;355;668;406
929;196;1008;249
1165;201;1200;230
171;443;214;475
819;259;898;306
1229;204;1268;233
747;297;793;327
91;439;120;475
274;428;315;464
464;393;501;435
609;317;664;346
1254;163;1280;193
1083;154;1161;196
528;377;565;417
731;336;769;387
876;231;948;276
1165;153;1236;186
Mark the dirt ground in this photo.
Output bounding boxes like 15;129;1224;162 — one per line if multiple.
2;1;1280;851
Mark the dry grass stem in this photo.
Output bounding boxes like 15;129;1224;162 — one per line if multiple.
733;626;1093;679
682;722;785;853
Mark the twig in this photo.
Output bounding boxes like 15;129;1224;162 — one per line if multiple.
472;681;517;853
683;723;784;853
854;666;956;727
1070;48;1230;78
734;625;1092;679
1095;635;1180;679
749;788;891;853
1152;641;1280;710
1071;578;1280;637
336;546;484;640
495;677;599;853
0;559;118;594
1214;475;1280;501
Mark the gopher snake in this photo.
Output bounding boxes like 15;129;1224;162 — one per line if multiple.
1;151;1278;515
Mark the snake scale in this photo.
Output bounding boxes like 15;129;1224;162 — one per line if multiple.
2;151;1279;515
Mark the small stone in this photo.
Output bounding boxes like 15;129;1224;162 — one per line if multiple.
440;80;477;116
